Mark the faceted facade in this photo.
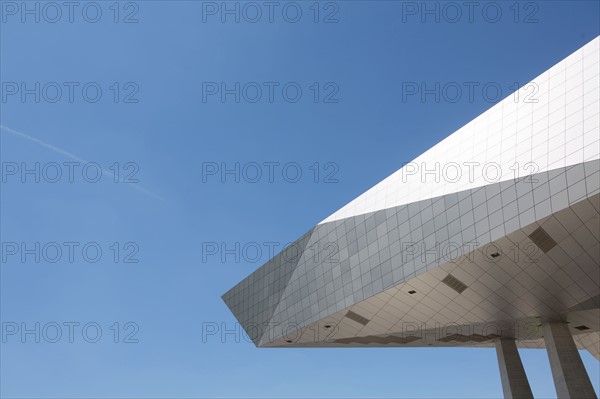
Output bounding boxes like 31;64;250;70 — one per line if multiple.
223;36;600;375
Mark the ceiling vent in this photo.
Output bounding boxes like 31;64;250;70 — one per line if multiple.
528;226;557;253
345;310;370;326
574;325;590;331
441;274;468;294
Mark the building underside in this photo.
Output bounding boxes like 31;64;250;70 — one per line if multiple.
225;165;600;356
223;37;600;398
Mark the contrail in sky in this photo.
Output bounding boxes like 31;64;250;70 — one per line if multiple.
1;125;165;202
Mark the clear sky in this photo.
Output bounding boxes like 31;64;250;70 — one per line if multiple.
1;1;599;397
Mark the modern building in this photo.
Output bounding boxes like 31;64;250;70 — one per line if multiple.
223;37;600;398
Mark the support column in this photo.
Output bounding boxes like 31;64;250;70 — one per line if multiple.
542;321;597;399
495;338;534;399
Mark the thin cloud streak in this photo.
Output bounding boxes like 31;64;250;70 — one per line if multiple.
1;125;165;202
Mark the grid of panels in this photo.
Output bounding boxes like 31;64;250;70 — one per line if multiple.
264;195;598;353
321;36;599;225
347;196;599;341
223;38;600;349
221;229;313;344
574;332;600;359
266;161;598;341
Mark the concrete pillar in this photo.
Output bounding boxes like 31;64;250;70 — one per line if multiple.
495;338;534;399
542;321;597;399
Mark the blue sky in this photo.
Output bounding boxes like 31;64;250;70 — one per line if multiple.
1;1;599;397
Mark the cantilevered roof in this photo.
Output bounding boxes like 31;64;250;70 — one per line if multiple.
222;37;600;358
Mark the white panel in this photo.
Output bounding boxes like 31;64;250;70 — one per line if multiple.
321;37;600;224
